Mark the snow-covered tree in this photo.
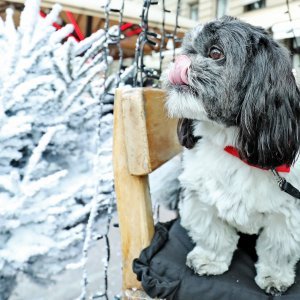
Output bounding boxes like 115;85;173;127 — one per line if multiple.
0;1;119;298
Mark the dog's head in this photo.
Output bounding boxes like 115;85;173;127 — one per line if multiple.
164;16;300;169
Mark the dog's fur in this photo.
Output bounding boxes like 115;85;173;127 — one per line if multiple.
164;16;300;295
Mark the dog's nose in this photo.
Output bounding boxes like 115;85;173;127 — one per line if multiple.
168;55;191;85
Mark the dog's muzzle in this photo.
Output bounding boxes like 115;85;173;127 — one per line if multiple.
168;55;191;85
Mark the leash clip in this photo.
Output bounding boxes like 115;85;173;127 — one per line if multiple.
271;169;286;190
271;169;300;200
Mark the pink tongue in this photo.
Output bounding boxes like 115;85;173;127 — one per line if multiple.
168;55;191;85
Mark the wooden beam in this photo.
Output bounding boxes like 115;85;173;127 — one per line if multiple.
86;15;93;37
122;88;181;176
113;88;155;290
4;0;197;32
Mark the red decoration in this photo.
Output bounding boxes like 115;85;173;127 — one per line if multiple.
120;22;142;37
65;11;85;41
39;11;62;30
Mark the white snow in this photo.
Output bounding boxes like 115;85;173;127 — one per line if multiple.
0;1;116;299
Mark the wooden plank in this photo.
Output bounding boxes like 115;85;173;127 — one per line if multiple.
122;88;181;176
122;89;152;175
144;89;182;173
113;89;155;291
6;0;197;32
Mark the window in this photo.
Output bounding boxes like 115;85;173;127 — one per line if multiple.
189;2;199;21
216;0;228;18
244;0;266;12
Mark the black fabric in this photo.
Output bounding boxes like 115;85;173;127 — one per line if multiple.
133;219;300;300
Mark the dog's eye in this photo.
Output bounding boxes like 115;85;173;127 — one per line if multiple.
209;47;224;60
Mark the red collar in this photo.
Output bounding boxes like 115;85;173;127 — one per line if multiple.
224;146;290;173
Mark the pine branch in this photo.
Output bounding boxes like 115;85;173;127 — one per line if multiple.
23;125;65;184
19;0;41;57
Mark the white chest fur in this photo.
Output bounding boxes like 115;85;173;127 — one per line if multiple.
179;121;300;235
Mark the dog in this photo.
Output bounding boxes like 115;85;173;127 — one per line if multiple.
164;16;300;295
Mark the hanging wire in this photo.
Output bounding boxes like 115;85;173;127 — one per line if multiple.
133;0;160;87
134;0;151;86
109;0;125;88
172;0;181;62
87;2;127;299
90;197;114;300
158;0;169;81
133;0;183;87
79;1;113;299
94;2;113;299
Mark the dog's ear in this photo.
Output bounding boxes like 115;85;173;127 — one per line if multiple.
236;36;300;168
177;119;200;149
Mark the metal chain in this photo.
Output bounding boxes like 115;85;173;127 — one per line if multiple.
80;1;114;300
133;0;182;86
87;1;126;298
109;0;125;88
95;2;112;299
133;0;160;87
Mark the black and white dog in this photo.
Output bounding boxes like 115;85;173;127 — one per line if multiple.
164;16;300;295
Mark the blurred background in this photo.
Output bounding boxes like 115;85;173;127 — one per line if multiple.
0;0;299;299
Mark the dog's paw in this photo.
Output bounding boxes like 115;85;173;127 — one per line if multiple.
186;248;228;276
255;272;293;296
